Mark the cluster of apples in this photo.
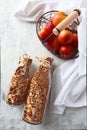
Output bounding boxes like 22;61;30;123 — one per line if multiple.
58;29;78;58
38;11;78;59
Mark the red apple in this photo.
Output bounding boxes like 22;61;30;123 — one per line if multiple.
46;35;59;52
45;20;55;32
58;30;74;45
38;27;48;40
38;20;55;41
52;11;67;26
59;45;74;58
72;33;78;49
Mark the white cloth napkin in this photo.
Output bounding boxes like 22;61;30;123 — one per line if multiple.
15;0;82;22
15;0;87;114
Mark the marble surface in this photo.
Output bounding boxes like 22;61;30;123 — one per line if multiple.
0;0;87;130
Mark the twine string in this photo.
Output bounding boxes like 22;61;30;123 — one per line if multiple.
18;54;30;75
36;56;51;68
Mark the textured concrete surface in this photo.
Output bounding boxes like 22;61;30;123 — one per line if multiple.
0;0;87;130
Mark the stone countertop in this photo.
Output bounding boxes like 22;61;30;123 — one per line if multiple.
0;0;87;130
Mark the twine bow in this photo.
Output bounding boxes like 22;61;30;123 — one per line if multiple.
36;56;51;68
18;54;30;75
19;54;29;66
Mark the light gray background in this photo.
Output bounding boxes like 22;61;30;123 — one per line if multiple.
0;0;87;130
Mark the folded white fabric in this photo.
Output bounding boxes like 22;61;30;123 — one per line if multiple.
15;0;82;22
50;60;86;114
15;0;87;114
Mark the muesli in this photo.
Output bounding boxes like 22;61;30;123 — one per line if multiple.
6;54;32;105
23;57;53;124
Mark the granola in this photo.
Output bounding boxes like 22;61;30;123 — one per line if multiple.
23;57;53;124
6;54;32;105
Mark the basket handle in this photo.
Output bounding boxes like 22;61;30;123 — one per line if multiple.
52;9;81;36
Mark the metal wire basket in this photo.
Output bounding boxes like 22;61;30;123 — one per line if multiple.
36;10;80;60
